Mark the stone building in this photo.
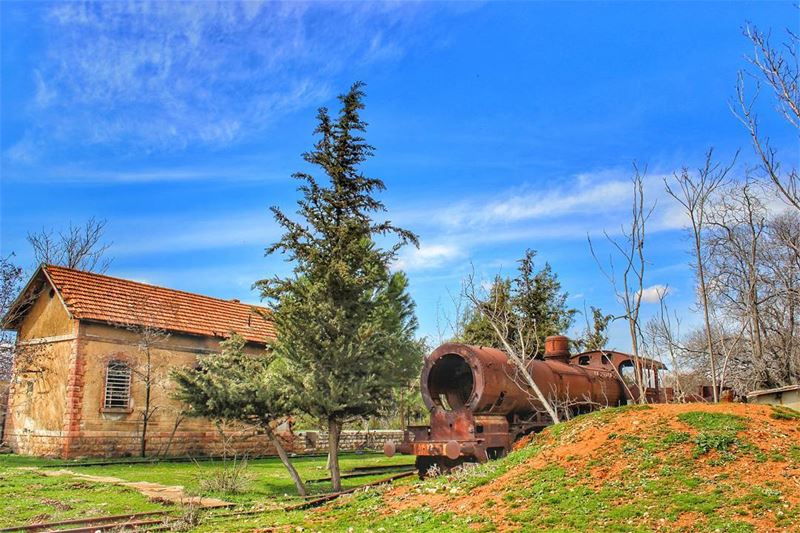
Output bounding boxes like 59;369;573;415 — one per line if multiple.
2;265;288;459
747;384;800;411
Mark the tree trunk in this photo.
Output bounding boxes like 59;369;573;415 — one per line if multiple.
160;415;184;458
263;423;306;497
140;382;151;457
328;418;342;493
629;319;647;404
140;417;148;458
694;227;719;403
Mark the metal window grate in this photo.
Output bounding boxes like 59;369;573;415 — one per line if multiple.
104;360;131;409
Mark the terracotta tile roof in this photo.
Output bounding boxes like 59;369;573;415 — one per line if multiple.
43;265;275;345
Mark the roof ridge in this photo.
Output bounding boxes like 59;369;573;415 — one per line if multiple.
44;264;269;310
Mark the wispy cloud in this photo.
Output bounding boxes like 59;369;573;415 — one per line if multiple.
27;165;282;184
439;171;631;228
9;1;442;160
394;168;689;272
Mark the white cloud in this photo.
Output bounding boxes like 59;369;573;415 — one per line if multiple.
394;243;464;272
12;1;445;157
639;284;672;303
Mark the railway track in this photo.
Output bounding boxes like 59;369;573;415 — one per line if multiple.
306;464;414;483
2;470;415;532
0;511;174;532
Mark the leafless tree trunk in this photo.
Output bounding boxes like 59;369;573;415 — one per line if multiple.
589;166;655;403
158;412;185;458
665;149;736;402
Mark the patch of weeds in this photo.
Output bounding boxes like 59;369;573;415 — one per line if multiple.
590;403;652;424
694;433;737;455
788;445;800;463
770;405;800;421
746;485;784;516
545;423;567;441
196;457;253;495
163;501;201;532
678;411;748;432
663;431;691;445
427;444;542;493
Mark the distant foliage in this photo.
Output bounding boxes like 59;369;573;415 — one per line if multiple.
575;306;613;353
460;249;575;357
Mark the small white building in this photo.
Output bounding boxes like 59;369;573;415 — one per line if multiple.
747;384;800;411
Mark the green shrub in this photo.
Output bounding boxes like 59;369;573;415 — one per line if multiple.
678;411;747;432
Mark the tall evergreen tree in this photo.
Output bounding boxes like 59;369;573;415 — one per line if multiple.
257;82;423;492
172;334;307;496
461;249;575;357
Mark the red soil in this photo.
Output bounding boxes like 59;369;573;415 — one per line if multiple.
375;403;800;532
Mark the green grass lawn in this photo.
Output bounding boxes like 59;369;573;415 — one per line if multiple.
0;452;415;529
0;456;169;527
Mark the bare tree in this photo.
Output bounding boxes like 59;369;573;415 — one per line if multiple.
734;24;800;210
128;322;170;458
589;166;655;403
764;212;800;384
463;271;561;423
116;298;177;458
28;217;112;272
705;178;770;384
0;255;25;381
644;288;686;401
665;149;737;402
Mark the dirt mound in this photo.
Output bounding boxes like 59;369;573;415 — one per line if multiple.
377;403;800;532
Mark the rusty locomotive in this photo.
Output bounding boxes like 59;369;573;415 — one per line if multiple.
385;335;669;475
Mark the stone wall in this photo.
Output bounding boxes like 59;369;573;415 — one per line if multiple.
295;429;403;454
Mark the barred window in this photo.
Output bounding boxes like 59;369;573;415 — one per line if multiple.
104;360;131;410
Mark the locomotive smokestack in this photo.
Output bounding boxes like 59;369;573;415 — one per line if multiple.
543;335;571;364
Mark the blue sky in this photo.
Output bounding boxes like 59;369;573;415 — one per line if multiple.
2;1;798;351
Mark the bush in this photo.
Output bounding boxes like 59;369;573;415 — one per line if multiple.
198;457;253;495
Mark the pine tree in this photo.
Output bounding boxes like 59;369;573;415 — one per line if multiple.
459;277;511;348
172;334;307;496
257;82;423;492
576;306;613;352
461;249;575;357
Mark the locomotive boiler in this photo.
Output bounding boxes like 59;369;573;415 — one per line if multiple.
384;335;668;475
